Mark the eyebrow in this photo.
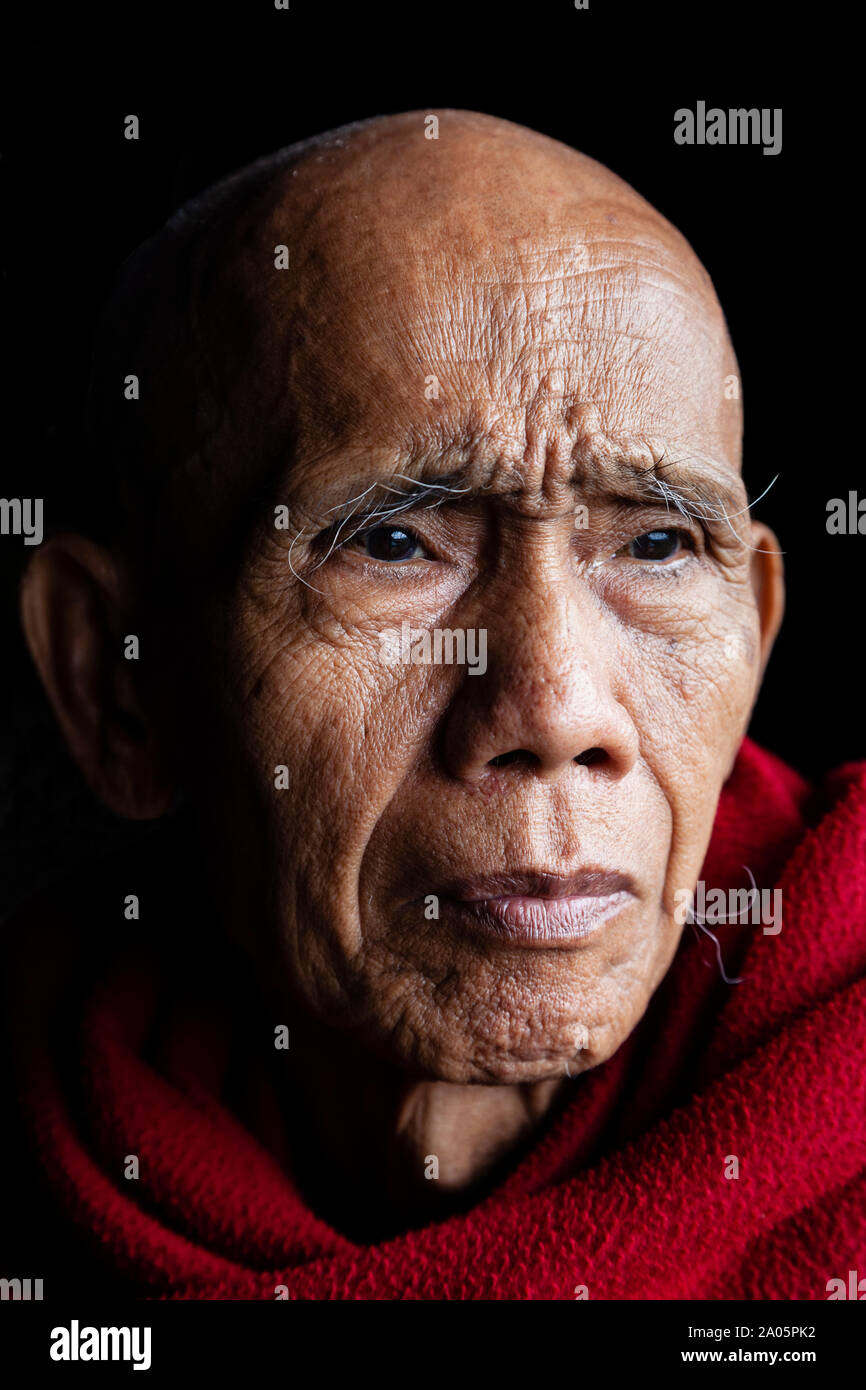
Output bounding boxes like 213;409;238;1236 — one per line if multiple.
303;451;747;552
324;470;474;522
303;472;473;566
624;458;749;523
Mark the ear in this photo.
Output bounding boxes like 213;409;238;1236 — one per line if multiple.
19;534;175;819
748;520;785;678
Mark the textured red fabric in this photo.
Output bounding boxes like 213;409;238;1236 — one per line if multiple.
12;739;866;1299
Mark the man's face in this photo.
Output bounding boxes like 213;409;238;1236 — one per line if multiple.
167;129;766;1084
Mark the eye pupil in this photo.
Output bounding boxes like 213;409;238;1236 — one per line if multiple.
365;526;418;561
632;529;680;561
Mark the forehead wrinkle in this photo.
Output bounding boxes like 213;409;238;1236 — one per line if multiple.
411;219;705;294
369;266;731;417
280;427;742;533
209;218;734;506
281;215;724;368
404;265;715;337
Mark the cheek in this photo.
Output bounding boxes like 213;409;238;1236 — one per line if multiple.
222;609;410;800
665;638;755;730
614;572;759;766
203;611;465;997
617;612;759;908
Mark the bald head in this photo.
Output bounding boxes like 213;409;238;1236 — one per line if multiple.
88;109;741;579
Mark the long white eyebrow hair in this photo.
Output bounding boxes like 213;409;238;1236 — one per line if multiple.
285;474;474;590
639;463;781;555
315;474;474;562
285;461;781;591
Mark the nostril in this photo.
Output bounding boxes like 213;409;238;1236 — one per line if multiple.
574;747;607;767
488;749;537;769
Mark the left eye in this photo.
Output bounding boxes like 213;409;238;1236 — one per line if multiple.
355;525;427;562
621;529;687;562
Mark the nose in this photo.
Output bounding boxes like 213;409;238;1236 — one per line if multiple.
440;583;638;786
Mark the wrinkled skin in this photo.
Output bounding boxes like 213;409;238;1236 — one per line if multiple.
21;111;783;1229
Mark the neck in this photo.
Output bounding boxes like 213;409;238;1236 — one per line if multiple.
277;1012;566;1240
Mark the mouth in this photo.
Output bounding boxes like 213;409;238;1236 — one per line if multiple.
437;869;637;949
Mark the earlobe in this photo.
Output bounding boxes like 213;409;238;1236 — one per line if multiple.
19;534;175;819
749;521;785;678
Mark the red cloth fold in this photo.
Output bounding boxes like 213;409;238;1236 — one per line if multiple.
12;739;866;1299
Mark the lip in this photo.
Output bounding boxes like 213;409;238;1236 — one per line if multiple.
438;869;636;949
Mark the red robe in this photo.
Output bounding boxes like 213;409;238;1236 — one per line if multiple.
7;740;866;1299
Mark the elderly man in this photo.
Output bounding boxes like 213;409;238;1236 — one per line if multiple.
9;110;866;1300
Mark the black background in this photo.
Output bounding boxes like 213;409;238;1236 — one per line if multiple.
1;2;858;914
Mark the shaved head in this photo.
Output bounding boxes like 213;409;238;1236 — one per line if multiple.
88;109;741;585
